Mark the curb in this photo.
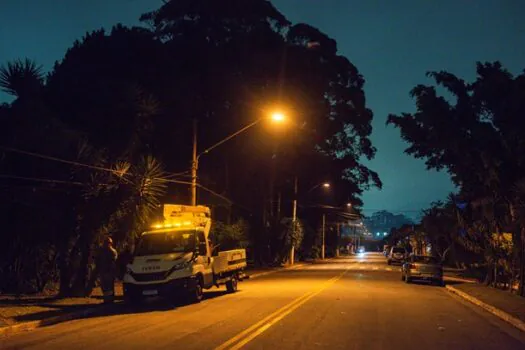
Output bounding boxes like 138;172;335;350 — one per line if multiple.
0;304;110;338
445;285;525;333
444;276;477;284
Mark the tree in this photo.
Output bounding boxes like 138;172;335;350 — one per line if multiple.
0;52;169;295
388;62;525;294
422;200;457;262
140;0;381;261
0;58;43;100
1;0;384;292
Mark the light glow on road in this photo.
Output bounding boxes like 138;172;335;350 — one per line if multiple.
214;269;350;350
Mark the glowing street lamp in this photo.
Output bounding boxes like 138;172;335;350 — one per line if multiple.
307;182;331;193
271;111;285;122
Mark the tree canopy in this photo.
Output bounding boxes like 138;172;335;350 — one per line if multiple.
388;62;525;294
0;0;381;293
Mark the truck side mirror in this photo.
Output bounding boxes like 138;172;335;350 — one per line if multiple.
198;242;207;256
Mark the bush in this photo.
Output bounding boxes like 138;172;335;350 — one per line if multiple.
210;219;250;251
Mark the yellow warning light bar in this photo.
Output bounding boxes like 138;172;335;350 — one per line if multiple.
151;220;194;229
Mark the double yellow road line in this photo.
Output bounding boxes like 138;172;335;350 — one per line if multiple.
214;269;349;350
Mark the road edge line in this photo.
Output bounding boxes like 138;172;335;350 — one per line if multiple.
0;304;110;338
445;285;525;333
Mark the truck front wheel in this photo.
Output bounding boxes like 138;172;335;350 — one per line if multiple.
124;293;142;305
226;276;238;293
188;278;204;303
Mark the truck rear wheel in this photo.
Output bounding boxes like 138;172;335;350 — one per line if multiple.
226;276;238;293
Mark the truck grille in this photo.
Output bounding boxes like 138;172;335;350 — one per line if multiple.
131;271;167;282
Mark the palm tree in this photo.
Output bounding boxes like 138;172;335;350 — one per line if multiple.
0;58;44;99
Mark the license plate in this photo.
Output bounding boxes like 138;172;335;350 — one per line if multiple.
142;290;158;296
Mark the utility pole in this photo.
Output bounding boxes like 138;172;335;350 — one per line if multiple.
336;222;340;257
191;119;198;206
277;191;282;219
321;213;326;260
290;176;298;265
353;224;357;254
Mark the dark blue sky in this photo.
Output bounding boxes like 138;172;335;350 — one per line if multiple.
2;0;524;218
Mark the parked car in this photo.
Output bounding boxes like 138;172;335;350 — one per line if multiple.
401;255;444;286
387;247;406;265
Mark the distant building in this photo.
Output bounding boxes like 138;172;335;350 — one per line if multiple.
364;210;414;239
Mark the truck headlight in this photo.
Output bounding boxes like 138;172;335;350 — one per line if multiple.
168;261;190;276
174;261;190;270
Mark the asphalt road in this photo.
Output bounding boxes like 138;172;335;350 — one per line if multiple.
2;253;524;350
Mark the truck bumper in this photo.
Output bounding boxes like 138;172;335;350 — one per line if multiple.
123;277;197;299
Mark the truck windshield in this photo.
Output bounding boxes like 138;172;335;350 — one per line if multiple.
135;230;196;256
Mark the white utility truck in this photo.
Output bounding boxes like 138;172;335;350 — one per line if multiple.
123;204;247;303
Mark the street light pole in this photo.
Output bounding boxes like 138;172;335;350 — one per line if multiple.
290;175;298;265
336;222;340;257
191;119;198;206
322;213;326;260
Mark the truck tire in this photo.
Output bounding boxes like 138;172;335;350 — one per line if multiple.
226;276;238;293
124;293;142;305
434;279;445;287
188;278;204;303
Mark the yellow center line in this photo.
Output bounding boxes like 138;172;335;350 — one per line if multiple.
214;268;349;350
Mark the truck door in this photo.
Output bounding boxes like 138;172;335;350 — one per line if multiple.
197;231;213;288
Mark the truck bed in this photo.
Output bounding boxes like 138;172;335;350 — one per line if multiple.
213;249;247;275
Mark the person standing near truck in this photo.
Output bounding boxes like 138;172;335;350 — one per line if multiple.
97;237;118;303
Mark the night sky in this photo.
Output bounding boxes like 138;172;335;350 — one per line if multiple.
2;0;525;219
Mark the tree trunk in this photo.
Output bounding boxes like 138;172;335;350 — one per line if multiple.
58;244;71;297
484;259;494;286
518;228;525;297
71;234;97;297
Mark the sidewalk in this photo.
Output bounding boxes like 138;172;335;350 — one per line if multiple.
446;282;525;332
0;284;122;336
0;263;303;337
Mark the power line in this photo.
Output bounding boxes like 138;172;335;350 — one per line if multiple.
0;145;123;176
164;170;191;179
0;146;247;207
0;174;85;186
